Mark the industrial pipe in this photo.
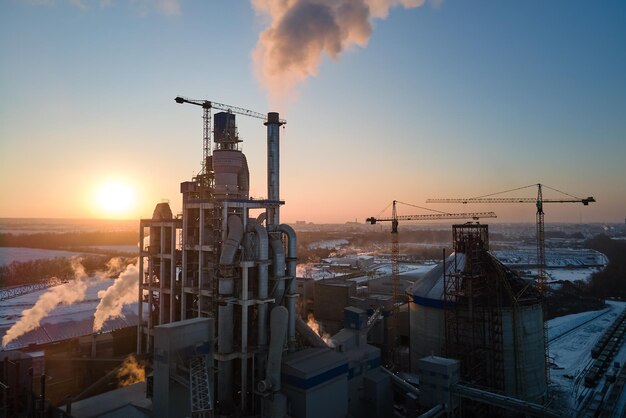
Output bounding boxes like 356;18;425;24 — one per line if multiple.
253;220;269;351
381;367;419;396
278;224;297;350
217;214;243;405
453;384;563;418
219;215;243;265
418;404;446;418
270;237;286;307
258;306;288;393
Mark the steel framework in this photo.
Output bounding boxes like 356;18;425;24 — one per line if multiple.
190;355;213;418
0;278;65;302
444;225;505;405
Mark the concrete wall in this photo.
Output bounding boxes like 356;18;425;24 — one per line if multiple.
314;280;356;322
153;317;213;418
502;304;546;401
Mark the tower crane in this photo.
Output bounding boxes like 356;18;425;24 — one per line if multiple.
426;183;595;291
174;96;286;176
366;200;497;367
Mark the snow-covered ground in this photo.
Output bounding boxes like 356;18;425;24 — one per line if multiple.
307;239;349;250
494;248;608;268
549;301;626;413
548;267;602;283
0;247;85;265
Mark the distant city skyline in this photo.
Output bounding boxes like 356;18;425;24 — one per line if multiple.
1;1;624;224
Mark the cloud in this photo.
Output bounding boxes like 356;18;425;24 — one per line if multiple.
251;0;425;103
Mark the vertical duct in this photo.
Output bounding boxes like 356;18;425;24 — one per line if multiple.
270;237;286;308
251;216;269;351
259;306;289;418
217;215;243;407
278;224;297;350
265;112;283;226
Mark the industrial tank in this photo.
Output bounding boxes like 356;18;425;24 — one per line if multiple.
407;252;546;402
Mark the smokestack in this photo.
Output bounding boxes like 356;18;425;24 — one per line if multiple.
265;112;283;226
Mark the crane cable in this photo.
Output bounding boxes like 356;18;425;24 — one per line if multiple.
469;183;583;201
395;201;451;215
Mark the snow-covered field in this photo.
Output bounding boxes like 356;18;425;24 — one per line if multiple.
307;239;349;250
0;247;84;265
494;248;608;268
548;267;602;283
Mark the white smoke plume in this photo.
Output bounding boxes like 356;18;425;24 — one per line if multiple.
93;260;140;332
96;257;127;279
252;0;425;101
2;257;90;347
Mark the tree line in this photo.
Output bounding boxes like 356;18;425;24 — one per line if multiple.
0;255;115;288
585;234;626;299
0;231;137;250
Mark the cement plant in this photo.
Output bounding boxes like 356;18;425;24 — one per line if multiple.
1;98;625;418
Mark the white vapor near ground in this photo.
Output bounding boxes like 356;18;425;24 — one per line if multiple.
2;258;90;347
93;259;140;332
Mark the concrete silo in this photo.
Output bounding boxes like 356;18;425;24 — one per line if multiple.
407;224;546;403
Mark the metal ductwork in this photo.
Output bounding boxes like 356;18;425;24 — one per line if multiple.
253;220;269;352
219;215;243;266
270;237;286;307
278;224;297;349
259;306;288;418
217;214;243;407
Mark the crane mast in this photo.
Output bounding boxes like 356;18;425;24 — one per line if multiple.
366;200;497;367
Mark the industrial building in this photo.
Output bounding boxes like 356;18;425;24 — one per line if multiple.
0;99;562;418
136;102;397;418
131;99;557;418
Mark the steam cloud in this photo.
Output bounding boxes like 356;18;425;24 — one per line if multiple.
1;256;138;348
252;0;425;101
2;258;90;347
93;260;140;332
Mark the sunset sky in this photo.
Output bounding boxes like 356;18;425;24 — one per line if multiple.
1;0;624;224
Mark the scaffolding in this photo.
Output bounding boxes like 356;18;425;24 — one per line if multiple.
444;224;505;393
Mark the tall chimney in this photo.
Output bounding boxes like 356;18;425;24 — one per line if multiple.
265;112;283;225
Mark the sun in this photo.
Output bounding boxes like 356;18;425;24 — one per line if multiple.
95;181;136;217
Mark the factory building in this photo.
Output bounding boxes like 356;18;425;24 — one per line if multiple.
137;107;393;418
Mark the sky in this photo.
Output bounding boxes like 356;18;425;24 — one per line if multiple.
0;0;625;225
